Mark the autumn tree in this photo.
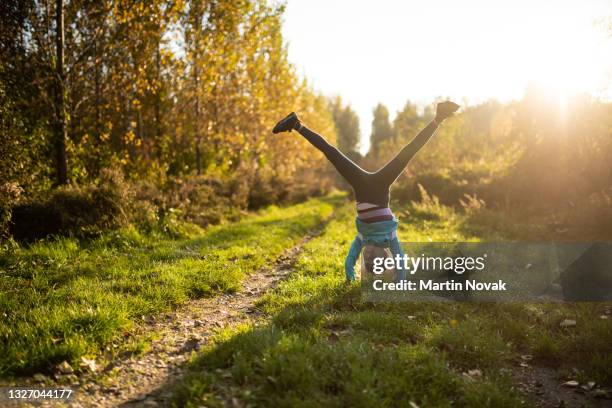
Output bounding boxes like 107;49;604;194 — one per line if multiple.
370;103;393;155
329;96;361;157
393;101;422;141
1;0;338;208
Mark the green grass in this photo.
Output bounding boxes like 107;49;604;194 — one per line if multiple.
173;200;611;407
2;192;610;405
0;195;339;377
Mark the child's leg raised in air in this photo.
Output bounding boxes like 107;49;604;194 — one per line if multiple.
296;124;367;187
374;101;460;187
273;112;367;189
374;120;439;187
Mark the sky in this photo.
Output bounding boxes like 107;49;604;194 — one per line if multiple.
282;0;612;152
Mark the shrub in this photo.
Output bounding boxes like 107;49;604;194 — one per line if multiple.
246;167;335;210
0;182;23;240
408;184;455;221
7;167;334;242
557;188;612;239
162;176;236;226
10;168;130;242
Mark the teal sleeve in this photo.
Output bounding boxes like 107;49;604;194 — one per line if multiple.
344;235;362;281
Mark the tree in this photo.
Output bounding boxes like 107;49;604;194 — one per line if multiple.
1;0;340;207
329;96;360;156
370;103;393;154
54;0;68;185
393;101;421;141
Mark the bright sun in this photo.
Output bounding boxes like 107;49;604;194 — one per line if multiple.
491;7;610;99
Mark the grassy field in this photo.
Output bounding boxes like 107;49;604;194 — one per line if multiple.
0;196;338;376
1;193;610;407
173;200;611;407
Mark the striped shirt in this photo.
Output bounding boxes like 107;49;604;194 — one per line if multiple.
356;202;394;223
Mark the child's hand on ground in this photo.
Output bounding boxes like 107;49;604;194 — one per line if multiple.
435;101;460;122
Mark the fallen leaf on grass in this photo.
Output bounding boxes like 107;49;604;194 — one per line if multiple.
468;369;482;378
79;356;98;373
462;369;482;381
562;380;579;387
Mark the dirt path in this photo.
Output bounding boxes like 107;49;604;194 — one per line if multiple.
512;362;612;408
29;228;323;408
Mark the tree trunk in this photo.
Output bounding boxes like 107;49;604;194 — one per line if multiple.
155;38;162;151
93;38;102;174
194;52;202;175
54;0;68;185
94;39;101;142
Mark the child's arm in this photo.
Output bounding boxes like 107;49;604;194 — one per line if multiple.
344;235;363;281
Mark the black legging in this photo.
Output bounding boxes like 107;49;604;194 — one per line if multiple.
297;121;439;207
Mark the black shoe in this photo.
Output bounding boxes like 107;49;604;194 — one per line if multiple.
272;112;299;134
